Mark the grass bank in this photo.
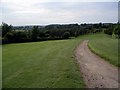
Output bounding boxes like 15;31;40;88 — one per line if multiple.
88;34;119;67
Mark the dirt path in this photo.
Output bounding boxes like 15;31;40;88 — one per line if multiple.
75;40;119;88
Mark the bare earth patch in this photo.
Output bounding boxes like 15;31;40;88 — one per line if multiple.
75;40;119;88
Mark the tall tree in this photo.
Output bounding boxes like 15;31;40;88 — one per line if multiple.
114;23;120;38
31;26;39;40
2;22;13;37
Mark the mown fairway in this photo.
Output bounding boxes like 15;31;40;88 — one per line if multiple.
3;33;119;88
3;38;85;88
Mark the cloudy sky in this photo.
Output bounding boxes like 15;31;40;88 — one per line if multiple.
0;0;119;26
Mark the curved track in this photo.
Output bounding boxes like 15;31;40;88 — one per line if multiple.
75;40;119;88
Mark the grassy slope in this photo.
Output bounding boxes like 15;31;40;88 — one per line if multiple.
3;33;119;88
88;34;119;67
3;38;86;88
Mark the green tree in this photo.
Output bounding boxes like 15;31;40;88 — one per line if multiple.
2;23;13;37
114;24;120;38
0;25;2;37
104;24;113;36
31;26;39;40
62;32;70;39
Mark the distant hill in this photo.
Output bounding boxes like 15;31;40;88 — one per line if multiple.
13;25;45;30
13;23;115;30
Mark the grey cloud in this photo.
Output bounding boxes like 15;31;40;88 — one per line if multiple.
2;2;118;25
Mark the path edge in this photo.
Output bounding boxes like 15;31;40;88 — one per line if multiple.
73;40;87;88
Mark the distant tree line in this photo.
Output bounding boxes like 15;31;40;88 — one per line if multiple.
1;22;118;44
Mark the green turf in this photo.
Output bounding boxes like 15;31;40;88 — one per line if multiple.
2;33;119;88
0;45;2;89
3;38;86;88
88;34;119;67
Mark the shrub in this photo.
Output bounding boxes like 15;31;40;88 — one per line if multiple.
62;32;70;39
114;28;120;38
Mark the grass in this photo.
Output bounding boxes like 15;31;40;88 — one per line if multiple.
2;33;119;88
88;34;119;67
0;45;2;89
3;38;86;88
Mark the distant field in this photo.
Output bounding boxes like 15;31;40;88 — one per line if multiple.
88;34;119;67
2;33;119;88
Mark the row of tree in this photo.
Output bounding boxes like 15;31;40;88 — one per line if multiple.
104;22;120;38
1;22;117;44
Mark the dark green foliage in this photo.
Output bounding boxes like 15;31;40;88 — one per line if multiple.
3;31;28;43
0;26;2;37
104;23;120;39
31;26;39;40
2;23;13;37
104;24;114;35
2;23;108;44
114;24;120;38
4;32;14;42
62;32;70;39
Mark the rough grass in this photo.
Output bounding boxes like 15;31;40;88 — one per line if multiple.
3;38;86;88
88;34;119;67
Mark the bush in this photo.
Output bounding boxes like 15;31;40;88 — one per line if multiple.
104;29;113;35
104;24;113;36
114;24;120;38
2;23;13;37
4;32;14;43
62;32;70;39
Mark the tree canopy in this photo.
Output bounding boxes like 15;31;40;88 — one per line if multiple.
2;22;118;44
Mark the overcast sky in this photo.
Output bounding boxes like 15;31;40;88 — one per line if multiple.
0;0;119;26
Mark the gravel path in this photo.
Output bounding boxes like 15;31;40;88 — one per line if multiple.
74;40;119;88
